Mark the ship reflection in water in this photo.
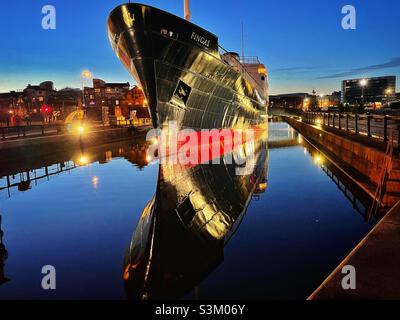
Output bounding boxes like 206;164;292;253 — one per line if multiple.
123;129;268;300
0;123;373;299
0;215;9;285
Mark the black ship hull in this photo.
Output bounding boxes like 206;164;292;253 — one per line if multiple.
107;2;270;300
123;136;268;300
107;3;268;130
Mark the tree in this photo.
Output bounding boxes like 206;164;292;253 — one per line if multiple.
309;90;320;110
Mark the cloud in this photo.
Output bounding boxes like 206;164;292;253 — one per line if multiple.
317;57;400;79
272;66;317;73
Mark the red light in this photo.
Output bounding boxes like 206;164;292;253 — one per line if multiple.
41;106;52;113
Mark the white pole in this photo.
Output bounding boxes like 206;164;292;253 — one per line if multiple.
241;22;244;62
184;0;191;21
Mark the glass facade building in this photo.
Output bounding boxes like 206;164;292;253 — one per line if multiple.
342;76;396;106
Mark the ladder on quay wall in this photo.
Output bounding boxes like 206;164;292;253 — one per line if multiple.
368;131;395;220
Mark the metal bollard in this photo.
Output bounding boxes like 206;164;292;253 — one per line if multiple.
383;115;389;143
367;115;372;138
398;125;400;152
355;115;358;135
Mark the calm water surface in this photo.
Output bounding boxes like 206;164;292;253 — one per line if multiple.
0;123;371;299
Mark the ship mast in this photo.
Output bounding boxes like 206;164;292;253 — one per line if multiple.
241;22;245;63
184;0;191;21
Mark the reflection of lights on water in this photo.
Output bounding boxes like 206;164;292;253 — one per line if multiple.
303;147;307;155
78;155;89;165
298;135;303;144
105;150;112;161
92;176;99;188
313;154;324;165
290;127;294;138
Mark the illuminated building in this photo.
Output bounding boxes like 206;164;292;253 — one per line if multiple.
342;76;396;107
269;93;310;110
83;78;131;120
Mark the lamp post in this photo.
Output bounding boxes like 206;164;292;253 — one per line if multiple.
359;78;368;106
81;70;92;108
385;88;393;104
303;98;309;112
81;70;92;121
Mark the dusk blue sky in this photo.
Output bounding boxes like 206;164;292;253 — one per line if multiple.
0;0;399;95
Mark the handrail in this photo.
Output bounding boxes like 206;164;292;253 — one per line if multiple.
1;124;63;140
304;112;400;147
306;111;400;122
240;56;261;64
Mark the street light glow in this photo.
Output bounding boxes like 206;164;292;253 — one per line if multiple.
360;79;368;87
82;70;92;78
313;154;324;165
78;155;89;165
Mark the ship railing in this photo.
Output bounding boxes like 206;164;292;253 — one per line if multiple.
218;45;260;66
240;56;261;64
217;45;264;94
